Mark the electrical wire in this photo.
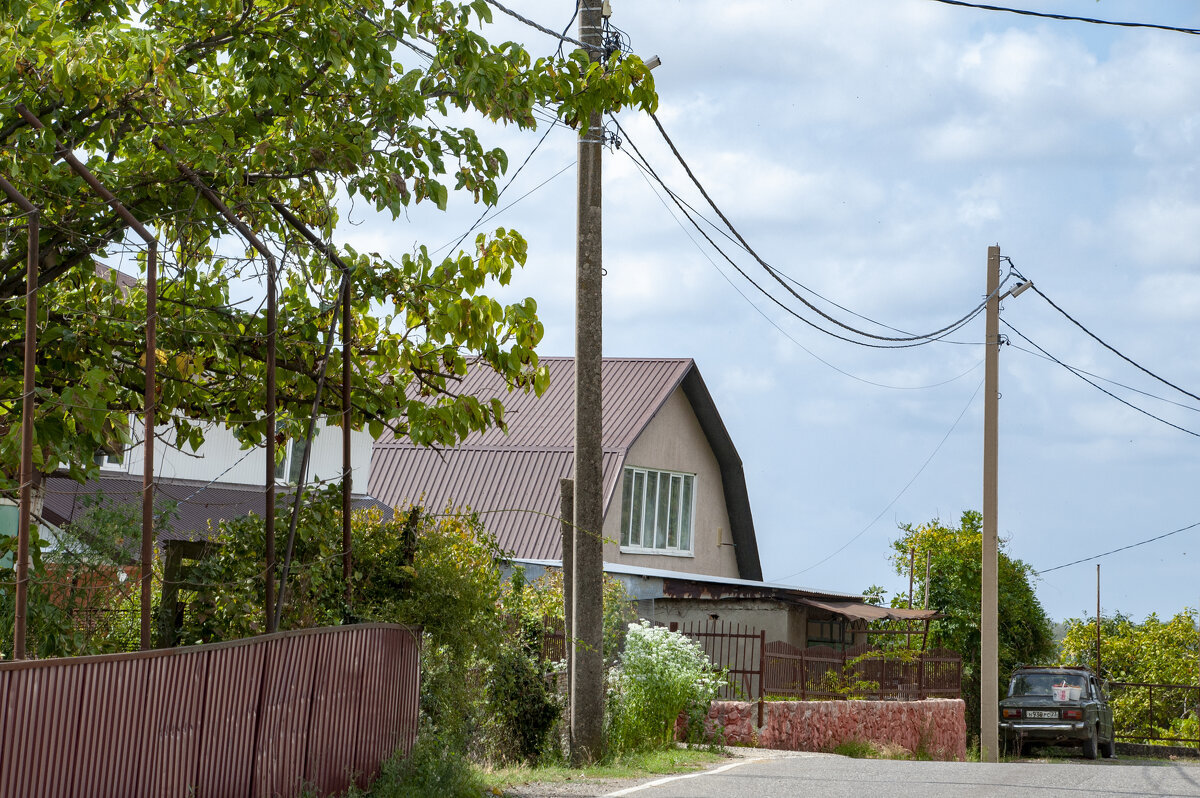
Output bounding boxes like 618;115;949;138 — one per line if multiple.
482;0;601;54
1038;520;1200;574
1002;320;1200;438
771;373;986;582
1007;342;1200;416
615;116;992;349
1007;263;1200;405
923;0;1200;36
626;145;986;390
642;111;1001;345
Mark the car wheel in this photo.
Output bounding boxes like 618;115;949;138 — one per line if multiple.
1082;725;1098;760
1100;736;1115;758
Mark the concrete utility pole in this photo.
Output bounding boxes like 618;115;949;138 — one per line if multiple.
981;244;1001;763
570;0;607;766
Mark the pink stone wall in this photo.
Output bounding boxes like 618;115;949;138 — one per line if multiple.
698;699;966;761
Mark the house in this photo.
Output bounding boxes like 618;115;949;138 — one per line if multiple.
42;418;381;542
369;356;936;649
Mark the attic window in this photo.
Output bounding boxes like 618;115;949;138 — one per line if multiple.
619;466;694;556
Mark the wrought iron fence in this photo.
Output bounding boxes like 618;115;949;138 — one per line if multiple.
762;642;961;701
1108;681;1200;747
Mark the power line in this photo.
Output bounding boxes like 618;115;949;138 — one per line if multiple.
772;373;986;582
1038;520;1200;574
482;0;601;53
1002;320;1200;438
1007;342;1200;416
625;144;986;390
1010;268;1200;406
924;0;1200;36
643;110;1001;345
615;116;991;349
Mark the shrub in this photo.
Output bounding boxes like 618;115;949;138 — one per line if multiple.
486;645;561;764
607;621;724;754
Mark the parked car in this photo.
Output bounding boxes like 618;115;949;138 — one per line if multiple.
999;665;1115;759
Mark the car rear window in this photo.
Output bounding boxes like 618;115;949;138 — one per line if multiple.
1008;672;1088;697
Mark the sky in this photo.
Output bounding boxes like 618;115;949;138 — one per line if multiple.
339;0;1200;624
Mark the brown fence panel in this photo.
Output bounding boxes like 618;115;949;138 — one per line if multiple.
0;658;85;797
0;623;419;798
351;626;407;784
254;632;321;798
197;637;267;797
763;644;962;701
140;648;208;798
73;656;151;798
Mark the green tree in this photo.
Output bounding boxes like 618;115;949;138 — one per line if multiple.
0;0;657;485
891;511;1055;743
1060;610;1200;743
177;490;511;748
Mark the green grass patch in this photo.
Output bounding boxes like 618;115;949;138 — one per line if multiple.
352;744;726;798
480;747;727;794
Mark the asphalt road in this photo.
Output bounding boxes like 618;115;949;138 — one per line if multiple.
601;753;1200;798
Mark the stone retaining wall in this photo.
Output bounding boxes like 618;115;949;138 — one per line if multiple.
697;699;966;761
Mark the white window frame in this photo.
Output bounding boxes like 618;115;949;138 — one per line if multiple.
275;438;310;485
619;466;696;556
94;413;134;472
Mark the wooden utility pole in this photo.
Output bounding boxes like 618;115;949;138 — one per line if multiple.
981;244;1001;763
1096;564;1102;676
570;0;606;766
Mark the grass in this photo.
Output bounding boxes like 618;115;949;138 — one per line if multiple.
350;744;727;798
830;738;933;761
480;746;728;794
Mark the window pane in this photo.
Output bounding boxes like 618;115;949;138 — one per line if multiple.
655;473;669;549
644;471;658;547
631;471;645;547
667;475;681;548
679;475;693;551
288;438;309;484
620;469;633;546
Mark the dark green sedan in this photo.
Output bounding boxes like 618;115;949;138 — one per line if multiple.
999;665;1115;759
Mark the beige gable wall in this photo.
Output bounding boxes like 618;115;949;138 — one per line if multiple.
602;386;742;579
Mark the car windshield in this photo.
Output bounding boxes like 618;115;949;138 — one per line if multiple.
1009;672;1088;697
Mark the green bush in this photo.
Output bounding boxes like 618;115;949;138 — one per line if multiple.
487;645;561;764
607;621;724;754
348;734;483;798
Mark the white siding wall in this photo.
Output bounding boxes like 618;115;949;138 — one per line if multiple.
118;419;373;487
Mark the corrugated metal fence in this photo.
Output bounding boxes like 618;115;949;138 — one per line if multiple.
0;623;420;798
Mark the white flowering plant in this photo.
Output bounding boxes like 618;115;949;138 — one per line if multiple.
606;620;725;753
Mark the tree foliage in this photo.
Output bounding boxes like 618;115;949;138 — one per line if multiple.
0;494;173;658
1060;610;1200;743
0;0;657;485
890;510;1055;742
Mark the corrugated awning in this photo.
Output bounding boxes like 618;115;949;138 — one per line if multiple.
797;597;942;622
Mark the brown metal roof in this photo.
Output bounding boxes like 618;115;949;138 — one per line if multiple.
42;474;389;543
796;598;942;623
374;357;692;452
369;447;623;560
369;357;763;579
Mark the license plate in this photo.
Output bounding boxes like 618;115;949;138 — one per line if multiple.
1026;710;1058;719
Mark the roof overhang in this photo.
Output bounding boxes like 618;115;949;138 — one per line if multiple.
795;597;942;623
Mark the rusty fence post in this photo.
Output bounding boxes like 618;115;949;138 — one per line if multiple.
0;175;38;660
757;629;765;727
17;105;161;650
